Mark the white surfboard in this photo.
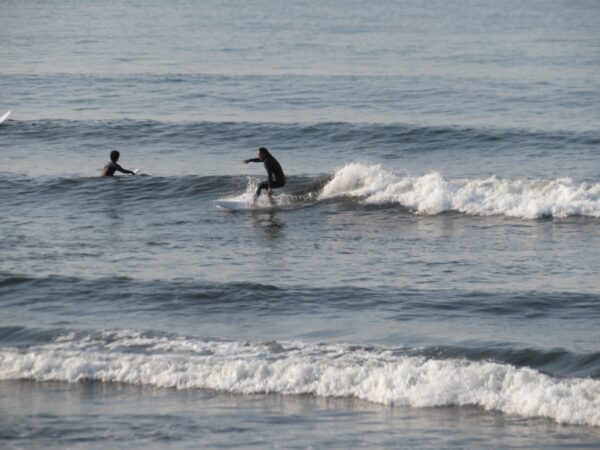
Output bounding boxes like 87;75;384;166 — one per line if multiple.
215;197;285;210
133;168;140;174
214;199;260;210
0;110;11;124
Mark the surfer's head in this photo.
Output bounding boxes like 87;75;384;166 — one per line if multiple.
110;150;120;163
258;147;269;161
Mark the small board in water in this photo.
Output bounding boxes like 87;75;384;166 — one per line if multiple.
214;199;279;211
0;110;11;124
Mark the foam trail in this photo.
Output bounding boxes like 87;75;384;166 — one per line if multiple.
1;331;599;427
319;163;600;219
219;177;296;208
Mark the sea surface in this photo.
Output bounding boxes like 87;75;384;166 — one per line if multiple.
1;0;600;448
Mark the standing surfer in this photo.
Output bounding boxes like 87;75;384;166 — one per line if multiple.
243;147;286;203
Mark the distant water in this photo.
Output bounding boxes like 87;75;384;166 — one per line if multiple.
1;0;600;448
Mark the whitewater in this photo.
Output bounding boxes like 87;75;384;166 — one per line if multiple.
319;163;600;219
2;331;599;428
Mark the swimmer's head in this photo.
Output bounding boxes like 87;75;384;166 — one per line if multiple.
110;150;120;162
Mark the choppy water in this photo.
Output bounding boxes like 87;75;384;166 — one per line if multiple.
2;0;600;448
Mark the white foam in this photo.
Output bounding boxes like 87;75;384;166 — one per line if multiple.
318;163;600;219
221;177;295;208
1;331;599;427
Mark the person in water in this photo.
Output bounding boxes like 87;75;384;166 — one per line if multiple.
243;147;286;203
102;150;135;176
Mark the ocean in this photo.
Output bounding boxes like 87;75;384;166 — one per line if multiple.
1;0;600;448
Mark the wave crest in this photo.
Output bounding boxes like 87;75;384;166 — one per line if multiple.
319;163;600;219
1;331;599;427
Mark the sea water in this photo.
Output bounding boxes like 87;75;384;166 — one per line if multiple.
1;0;600;448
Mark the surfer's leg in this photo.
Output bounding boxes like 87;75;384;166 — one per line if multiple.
254;181;269;203
272;179;285;189
266;179;285;205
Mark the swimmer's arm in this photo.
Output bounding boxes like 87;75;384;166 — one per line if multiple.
115;164;135;175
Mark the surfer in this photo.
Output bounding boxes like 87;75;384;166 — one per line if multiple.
243;147;286;203
102;150;136;176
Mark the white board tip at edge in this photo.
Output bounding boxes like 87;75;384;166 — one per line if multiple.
0;110;11;124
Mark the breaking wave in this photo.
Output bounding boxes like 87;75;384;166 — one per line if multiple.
3;165;600;219
319;163;600;219
1;330;599;427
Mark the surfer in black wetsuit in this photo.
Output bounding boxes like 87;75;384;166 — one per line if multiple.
102;150;135;176
243;147;286;203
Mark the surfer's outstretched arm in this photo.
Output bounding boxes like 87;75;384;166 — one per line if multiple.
116;164;135;175
243;158;261;164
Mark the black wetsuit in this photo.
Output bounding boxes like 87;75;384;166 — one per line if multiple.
102;161;133;176
247;155;286;197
